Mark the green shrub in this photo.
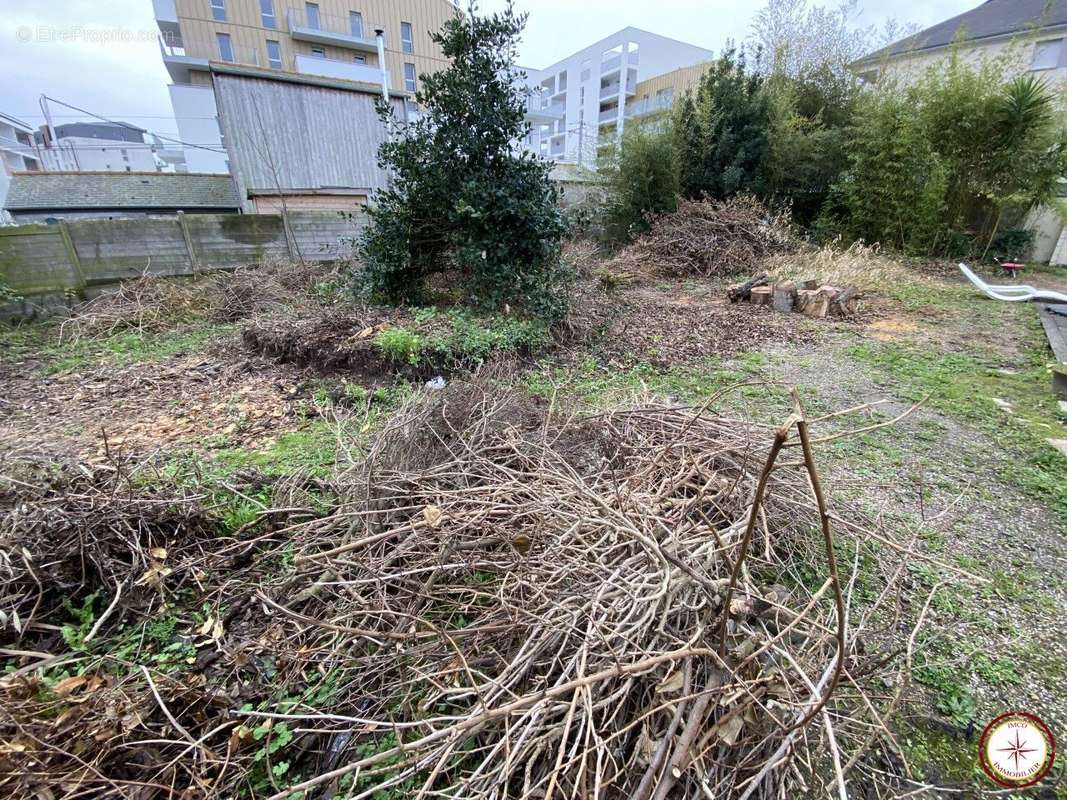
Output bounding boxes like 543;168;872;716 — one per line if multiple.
823;52;1067;259
357;1;570;322
988;228;1035;262
763;67;857;226
673;48;771;201
428;311;549;364
822;89;949;255
601;123;678;242
374;327;424;365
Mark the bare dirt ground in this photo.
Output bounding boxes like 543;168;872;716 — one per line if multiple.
0;337;313;461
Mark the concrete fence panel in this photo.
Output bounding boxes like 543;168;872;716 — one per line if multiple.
289;210;364;261
68;218;192;285
0;210;367;320
0;225;82;296
184;214;290;267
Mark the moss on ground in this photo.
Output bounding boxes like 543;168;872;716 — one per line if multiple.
0;322;234;375
847;340;1067;526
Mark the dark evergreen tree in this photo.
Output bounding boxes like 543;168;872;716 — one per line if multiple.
358;1;570;321
690;48;772;200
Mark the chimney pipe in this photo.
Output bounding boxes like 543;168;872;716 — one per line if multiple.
374;29;390;104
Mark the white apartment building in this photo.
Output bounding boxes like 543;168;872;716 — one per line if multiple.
523;27;713;166
0;113;42;224
33;121;169;174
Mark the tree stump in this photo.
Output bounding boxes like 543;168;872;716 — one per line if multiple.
773;281;797;313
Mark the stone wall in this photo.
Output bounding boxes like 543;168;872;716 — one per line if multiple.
0;210;366;320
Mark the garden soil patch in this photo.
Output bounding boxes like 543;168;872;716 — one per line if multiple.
0;337;313;460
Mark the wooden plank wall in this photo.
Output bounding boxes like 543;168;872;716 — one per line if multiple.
213;71;403;198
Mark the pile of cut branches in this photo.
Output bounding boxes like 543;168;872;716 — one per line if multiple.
0;377;960;799
612;195;794;278
239;381;945;799
0;458;214;641
56;259;347;343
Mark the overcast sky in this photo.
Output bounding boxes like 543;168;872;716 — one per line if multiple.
0;0;975;144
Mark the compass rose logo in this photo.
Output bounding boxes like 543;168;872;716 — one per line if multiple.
979;712;1056;788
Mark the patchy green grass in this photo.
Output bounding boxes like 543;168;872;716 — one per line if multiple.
847;341;1067;525
373;309;551;369
899;722;981;785
0;322;234;375
155;383;414;536
523;354;795;417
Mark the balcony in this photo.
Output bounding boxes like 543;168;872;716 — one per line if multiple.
287;9;380;53
599;78;635;100
598;106;619;124
295;54;385;86
524;93;563;125
601;50;639;76
159;37;210;83
627;96;673;118
153;0;182;43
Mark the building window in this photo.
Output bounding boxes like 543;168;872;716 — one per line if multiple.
310;46;325;58
1031;39;1063;71
354;54;366;64
350;11;364;38
260;0;276;29
305;2;320;29
401;22;414;54
210;0;226;21
404;62;417;92
267;39;282;68
216;32;234;61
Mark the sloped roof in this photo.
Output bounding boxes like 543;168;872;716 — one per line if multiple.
4;171;240;211
859;0;1067;64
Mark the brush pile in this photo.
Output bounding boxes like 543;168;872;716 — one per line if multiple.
0;377;945;799
57;259;348;343
0;458;214;635
611;196;794;278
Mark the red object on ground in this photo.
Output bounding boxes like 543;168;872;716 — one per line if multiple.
999;261;1025;277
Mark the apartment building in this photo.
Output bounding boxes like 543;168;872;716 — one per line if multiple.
153;0;460;172
523;28;713;166
33;122;163;173
852;0;1067;262
0;113;42;224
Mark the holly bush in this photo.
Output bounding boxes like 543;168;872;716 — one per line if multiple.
358;1;571;322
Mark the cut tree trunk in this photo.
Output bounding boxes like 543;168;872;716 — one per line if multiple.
728;271;770;303
749;286;773;306
773;281;797;313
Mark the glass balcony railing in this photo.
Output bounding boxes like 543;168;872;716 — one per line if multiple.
286;8;382;53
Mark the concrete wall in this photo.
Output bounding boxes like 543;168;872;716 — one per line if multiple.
0;210;366;318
